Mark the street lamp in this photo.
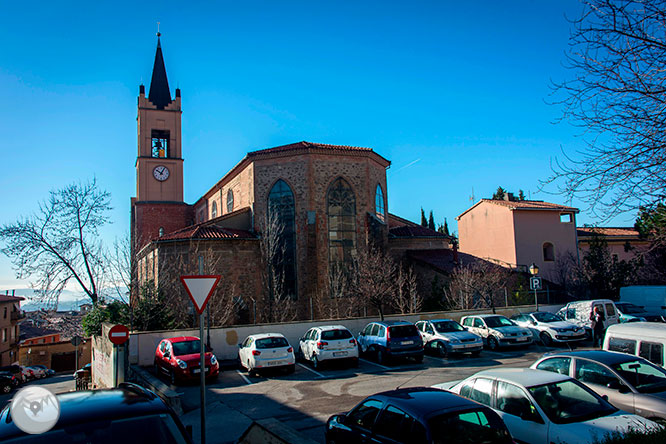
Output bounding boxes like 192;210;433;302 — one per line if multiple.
529;263;539;311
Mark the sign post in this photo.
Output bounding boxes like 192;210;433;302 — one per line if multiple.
108;325;129;387
529;276;542;311
180;275;220;444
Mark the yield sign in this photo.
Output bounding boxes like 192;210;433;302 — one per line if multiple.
180;275;221;314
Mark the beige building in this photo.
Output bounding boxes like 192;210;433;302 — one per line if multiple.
456;198;579;281
0;294;24;366
577;227;649;263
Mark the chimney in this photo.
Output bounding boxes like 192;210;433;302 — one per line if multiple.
504;193;515;202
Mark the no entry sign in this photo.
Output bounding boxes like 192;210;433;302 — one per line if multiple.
108;324;130;345
180;275;221;314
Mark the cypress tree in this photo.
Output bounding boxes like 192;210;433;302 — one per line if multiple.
428;211;435;230
421;208;427;227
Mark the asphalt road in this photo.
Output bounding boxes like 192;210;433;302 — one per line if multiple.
0;373;75;408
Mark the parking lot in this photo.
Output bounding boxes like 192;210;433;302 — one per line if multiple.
167;342;590;444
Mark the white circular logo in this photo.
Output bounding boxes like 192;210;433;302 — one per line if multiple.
10;386;60;434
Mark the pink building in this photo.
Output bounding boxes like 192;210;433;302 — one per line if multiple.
456;198;579;281
577;227;648;263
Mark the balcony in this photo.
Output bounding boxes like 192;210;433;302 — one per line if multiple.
10;311;25;321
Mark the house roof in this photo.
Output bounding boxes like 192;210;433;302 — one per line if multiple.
19;325;61;342
0;295;24;303
577;227;641;238
457;199;579;220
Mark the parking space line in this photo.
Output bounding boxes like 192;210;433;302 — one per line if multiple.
297;363;325;378
236;370;252;385
359;358;390;370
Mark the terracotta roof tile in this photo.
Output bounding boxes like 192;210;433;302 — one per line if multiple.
158;224;256;241
248;141;374;157
0;295;25;303
484;199;578;211
577;227;640;238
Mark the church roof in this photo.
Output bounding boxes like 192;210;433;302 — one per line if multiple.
389;225;450;239
148;37;172;109
157;224;256;241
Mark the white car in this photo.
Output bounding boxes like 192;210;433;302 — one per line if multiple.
511;312;586;346
415;319;483;357
27;365;48;379
238;333;295;376
460;314;533;350
434;368;660;444
298;325;359;369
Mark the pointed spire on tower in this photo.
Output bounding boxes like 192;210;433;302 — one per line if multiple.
148;25;172;109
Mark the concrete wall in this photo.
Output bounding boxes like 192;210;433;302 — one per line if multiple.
92;324;126;388
129;304;561;366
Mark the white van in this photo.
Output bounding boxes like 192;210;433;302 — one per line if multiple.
556;299;620;338
620;286;666;315
603;322;666;367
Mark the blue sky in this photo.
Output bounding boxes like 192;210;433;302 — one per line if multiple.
0;1;636;298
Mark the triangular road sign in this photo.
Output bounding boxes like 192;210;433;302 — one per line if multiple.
180;275;221;314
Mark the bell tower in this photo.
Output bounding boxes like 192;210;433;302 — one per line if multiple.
132;34;192;253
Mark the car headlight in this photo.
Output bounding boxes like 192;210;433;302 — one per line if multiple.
494;331;505;338
448;338;460;343
176;359;188;369
210;355;218;365
553;328;564;333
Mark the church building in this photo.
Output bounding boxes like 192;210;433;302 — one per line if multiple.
131;37;456;325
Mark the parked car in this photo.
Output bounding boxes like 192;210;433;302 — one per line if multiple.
415;319;483;357
615;302;664;323
435;368;659;444
27;365;48;379
460;314;533;350
510;312;586;346
19;366;35;382
238;333;295;376
357;321;424;365
325;386;514;444
154;336;220;384
556;299;620;338
532;349;666;423
0;382;193;443
0;373;15;394
298;325;359;369
0;371;19;389
0;365;24;384
31;364;55;377
603;322;666;367
73;363;91;379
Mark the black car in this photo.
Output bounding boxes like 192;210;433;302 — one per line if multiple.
0;383;193;443
0;372;14;394
326;387;513;444
0;365;23;384
615;302;665;323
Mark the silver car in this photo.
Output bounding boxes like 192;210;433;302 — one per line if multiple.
532;350;666;423
461;314;533;350
415;319;483;357
511;312;586;346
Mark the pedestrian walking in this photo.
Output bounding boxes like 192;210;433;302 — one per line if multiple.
590;306;606;347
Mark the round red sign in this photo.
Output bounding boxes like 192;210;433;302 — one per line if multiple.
108;324;130;345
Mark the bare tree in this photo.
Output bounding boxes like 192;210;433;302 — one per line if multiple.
259;210;296;323
391;265;422;315
319;261;363;320
547;0;666;218
106;233;133;305
0;179;111;308
351;246;398;320
446;262;510;313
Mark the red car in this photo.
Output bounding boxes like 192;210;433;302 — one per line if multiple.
154;336;219;384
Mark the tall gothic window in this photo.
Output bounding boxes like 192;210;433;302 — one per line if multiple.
328;178;356;265
268;180;297;298
227;189;234;213
375;184;385;222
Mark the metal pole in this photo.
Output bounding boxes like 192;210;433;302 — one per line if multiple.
114;345;118;387
206;306;211;349
200;313;206;444
75;344;79;376
534;287;539;312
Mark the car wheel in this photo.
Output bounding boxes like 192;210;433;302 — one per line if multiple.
436;342;448;358
297;347;304;362
312;354;320;370
247;361;257;377
376;348;385;365
540;332;553;347
2;384;11;394
487;336;499;351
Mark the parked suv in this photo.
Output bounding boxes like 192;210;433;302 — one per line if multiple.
298;325;359;369
415;319;483;357
510;312;586;346
154;336;220;384
557;299;620;338
460;315;533;350
357;321;424;364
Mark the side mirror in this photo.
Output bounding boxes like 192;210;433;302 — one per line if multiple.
334;414;347;425
530;320;537;326
359;331;365;336
238;344;243;349
601;395;609;401
163;352;170;359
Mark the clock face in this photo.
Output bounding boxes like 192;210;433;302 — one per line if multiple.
153;165;170;181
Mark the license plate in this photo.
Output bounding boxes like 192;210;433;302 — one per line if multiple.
517;337;528;342
465;343;477;348
333;351;348;357
193;367;209;374
266;360;285;366
401;341;414;345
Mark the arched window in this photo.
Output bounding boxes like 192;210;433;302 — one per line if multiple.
226;189;234;213
543;242;555;262
211;201;218;218
328;178;356;265
268;180;297;298
375;184;385;222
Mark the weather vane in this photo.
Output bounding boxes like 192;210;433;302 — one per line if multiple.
157;21;161;37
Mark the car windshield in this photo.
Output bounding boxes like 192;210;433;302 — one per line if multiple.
3;413;189;444
255;337;289;349
532;312;562;323
171;340;201;356
428;408;512;444
321;329;353;340
388;325;418;338
612;359;666;394
484;317;514;328
433;320;465;333
617;304;645;314
528;380;616;424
